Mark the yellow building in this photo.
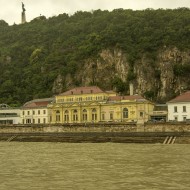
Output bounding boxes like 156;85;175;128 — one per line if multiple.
48;86;154;124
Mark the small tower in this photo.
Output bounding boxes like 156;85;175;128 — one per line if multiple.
129;82;134;96
21;2;26;24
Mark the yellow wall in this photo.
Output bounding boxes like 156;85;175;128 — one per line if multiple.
56;92;110;103
48;95;154;124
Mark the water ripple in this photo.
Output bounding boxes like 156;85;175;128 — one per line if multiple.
0;143;189;190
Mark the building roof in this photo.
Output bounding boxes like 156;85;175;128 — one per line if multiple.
168;91;190;103
105;90;116;94
59;86;105;96
108;95;147;102
22;98;54;108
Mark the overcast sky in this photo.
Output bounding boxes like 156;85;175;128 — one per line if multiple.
0;0;189;25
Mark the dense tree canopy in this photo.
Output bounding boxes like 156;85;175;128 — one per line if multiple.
0;8;190;106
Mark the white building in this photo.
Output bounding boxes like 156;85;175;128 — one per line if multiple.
21;98;54;124
0;104;21;124
167;91;190;122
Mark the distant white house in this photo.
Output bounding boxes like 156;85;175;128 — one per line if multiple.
167;91;190;122
0;104;21;124
20;98;54;124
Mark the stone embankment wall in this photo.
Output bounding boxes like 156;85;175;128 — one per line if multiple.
144;122;190;132
0;123;190;143
0;123;137;133
0;122;190;133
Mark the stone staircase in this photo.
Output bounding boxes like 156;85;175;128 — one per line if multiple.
163;136;176;144
7;135;17;142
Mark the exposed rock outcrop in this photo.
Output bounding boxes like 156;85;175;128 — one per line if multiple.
52;74;64;94
53;47;190;102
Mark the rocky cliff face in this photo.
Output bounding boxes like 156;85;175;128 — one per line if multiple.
157;47;190;100
52;47;190;102
79;49;129;88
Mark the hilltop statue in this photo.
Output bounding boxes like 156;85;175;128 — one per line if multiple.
22;2;26;12
21;2;26;23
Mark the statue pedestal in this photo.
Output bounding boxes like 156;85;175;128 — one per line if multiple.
21;12;26;24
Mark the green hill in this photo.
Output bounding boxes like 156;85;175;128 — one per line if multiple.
0;8;190;106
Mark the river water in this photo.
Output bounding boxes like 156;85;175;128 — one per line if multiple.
0;143;189;190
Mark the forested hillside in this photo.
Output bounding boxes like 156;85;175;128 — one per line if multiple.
0;8;190;106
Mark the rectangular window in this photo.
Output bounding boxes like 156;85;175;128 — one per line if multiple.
65;115;69;122
43;118;46;123
23;111;25;115
174;116;178;121
183;117;187;121
64;115;67;122
26;119;31;124
140;112;144;117
83;114;87;121
33;110;35;115
33;119;35;124
174;106;177;113
27;111;30;115
73;115;78;121
38;119;40;124
43;110;46;114
38;110;40;115
92;114;97;121
56;115;60;122
110;113;113;120
183;106;186;112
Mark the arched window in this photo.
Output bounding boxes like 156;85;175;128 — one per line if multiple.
92;108;97;121
56;110;60;122
73;109;78;122
82;109;87;121
64;110;69;123
123;108;128;119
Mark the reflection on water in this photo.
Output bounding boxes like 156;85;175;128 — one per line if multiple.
0;143;189;190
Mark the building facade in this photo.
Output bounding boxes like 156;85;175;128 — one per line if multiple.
149;104;168;122
20;98;53;124
0;104;21;124
48;86;154;124
167;91;190;122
